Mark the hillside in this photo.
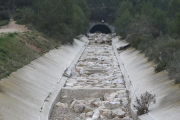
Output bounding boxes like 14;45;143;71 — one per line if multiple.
0;20;62;79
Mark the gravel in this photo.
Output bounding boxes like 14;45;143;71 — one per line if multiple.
49;106;81;120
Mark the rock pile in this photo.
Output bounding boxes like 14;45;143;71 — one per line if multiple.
88;33;116;40
65;45;125;89
51;33;132;120
55;90;132;120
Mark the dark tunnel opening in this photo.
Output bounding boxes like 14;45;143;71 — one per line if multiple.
89;24;112;34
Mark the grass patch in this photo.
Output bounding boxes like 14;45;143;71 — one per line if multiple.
0;31;61;80
0;20;9;27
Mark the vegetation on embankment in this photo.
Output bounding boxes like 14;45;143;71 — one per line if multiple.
0;10;10;26
115;0;180;84
0;31;61;80
1;0;90;44
85;0;121;23
0;20;9;27
13;0;90;44
0;0;90;80
0;1;10;26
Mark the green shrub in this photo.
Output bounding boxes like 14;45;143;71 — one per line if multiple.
167;50;180;83
133;91;156;115
0;20;9;26
14;8;37;25
165;40;180;50
0;10;10;20
8;33;15;37
175;75;180;84
155;61;166;72
131;36;142;49
130;34;153;50
137;34;153;52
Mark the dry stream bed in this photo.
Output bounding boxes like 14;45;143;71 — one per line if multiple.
50;33;132;120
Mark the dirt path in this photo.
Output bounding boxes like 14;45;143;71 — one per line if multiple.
0;19;30;34
0;19;42;52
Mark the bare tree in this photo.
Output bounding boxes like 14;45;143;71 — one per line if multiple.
133;91;156;115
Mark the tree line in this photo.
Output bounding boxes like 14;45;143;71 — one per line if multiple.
114;0;180;84
85;0;122;23
1;0;180;83
0;0;90;44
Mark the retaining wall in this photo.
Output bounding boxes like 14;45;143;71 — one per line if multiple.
0;36;88;120
112;37;180;120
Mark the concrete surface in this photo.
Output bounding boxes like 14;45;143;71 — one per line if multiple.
1;34;179;120
112;37;180;120
40;37;89;120
0;36;88;120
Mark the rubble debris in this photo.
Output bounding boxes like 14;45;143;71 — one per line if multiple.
65;42;125;89
55;90;131;120
50;33;132;120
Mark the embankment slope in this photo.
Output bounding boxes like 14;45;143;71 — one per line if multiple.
0;37;88;120
112;37;180;120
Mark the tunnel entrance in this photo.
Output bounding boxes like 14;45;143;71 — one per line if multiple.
89;24;111;34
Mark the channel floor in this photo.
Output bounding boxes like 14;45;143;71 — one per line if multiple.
50;34;132;120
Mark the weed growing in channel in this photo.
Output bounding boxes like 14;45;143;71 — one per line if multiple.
133;91;156;115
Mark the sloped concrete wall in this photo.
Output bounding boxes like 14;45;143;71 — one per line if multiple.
0;36;88;120
112;37;180;120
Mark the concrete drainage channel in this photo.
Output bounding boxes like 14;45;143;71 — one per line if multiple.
49;34;133;120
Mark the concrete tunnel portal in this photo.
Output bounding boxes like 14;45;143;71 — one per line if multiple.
89;24;112;34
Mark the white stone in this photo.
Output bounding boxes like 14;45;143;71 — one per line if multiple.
112;109;126;118
86;118;93;120
55;102;68;108
80;113;86;119
86;112;94;117
92;109;100;119
100;115;105;119
104;93;113;102
110;102;120;105
102;110;114;119
110;92;118;97
84;105;93;113
74;103;85;113
87;99;95;105
66;83;74;87
70;100;77;108
98;107;108;114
